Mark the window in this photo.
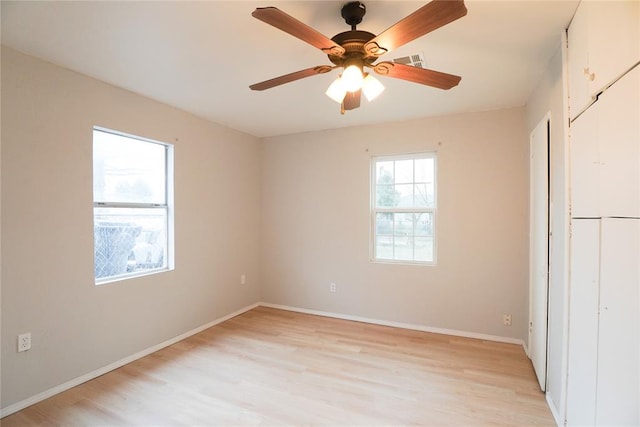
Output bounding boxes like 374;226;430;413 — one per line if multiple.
93;127;173;283
371;153;436;264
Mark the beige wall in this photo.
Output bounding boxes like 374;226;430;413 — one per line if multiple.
525;40;568;416
1;47;262;408
261;107;530;340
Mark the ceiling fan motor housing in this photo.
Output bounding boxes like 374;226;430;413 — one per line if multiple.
331;3;378;68
341;2;366;28
329;30;376;67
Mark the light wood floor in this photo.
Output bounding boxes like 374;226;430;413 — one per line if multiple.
3;306;555;426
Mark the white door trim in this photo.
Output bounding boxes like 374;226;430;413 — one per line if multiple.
529;112;551;391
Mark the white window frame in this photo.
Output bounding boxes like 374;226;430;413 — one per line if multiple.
370;152;437;265
93;126;174;284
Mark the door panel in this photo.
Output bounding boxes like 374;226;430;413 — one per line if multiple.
589;1;640;97
598;65;640;218
597;218;639;425
570;103;600;218
566;219;600;426
567;2;590;119
529;116;549;391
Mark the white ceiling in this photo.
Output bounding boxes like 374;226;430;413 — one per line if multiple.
1;1;578;138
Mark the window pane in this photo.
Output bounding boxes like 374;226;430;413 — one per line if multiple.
376;236;394;259
376;185;399;207
426;180;435;208
395;184;413;207
395;159;413;184
415;213;433;236
393;213;413;236
93;130;166;204
415;183;429;207
416;158;435;180
94;207;167;280
376;213;394;235
376;161;394;184
415;185;436;208
415;158;428;182
394;236;413;261
415;236;434;262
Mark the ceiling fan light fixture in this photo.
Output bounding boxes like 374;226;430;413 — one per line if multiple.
362;74;385;101
341;63;364;92
325;76;347;103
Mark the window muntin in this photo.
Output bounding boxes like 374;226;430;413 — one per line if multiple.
371;153;436;264
93;128;173;283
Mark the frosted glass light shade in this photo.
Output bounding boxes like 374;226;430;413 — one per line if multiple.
362;75;385;101
342;64;364;92
325;77;347;103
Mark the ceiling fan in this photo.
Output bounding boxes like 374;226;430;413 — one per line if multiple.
249;0;467;114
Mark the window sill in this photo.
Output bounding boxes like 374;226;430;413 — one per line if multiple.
371;259;437;267
95;267;173;286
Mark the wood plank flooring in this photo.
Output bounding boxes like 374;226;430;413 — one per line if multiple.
2;306;555;426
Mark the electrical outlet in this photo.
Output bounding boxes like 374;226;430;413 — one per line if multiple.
330;282;336;293
18;333;31;352
240;274;246;285
503;314;512;326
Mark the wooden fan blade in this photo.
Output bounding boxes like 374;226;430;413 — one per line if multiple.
374;62;461;89
250;66;333;91
252;7;345;56
343;90;362;111
364;0;467;57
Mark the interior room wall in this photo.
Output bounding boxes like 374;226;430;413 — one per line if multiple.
1;47;262;409
525;40;568;418
260;107;530;341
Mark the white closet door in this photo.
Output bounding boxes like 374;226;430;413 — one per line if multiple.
529;115;549;391
566;219;600;426
588;1;640;96
597;218;640;425
567;1;639;119
570;102;600;218
599;65;640;218
567;1;591;119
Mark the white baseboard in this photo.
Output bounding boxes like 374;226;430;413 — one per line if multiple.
259;302;526;347
546;392;564;427
0;302;259;418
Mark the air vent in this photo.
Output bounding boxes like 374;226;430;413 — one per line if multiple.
392;52;426;69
